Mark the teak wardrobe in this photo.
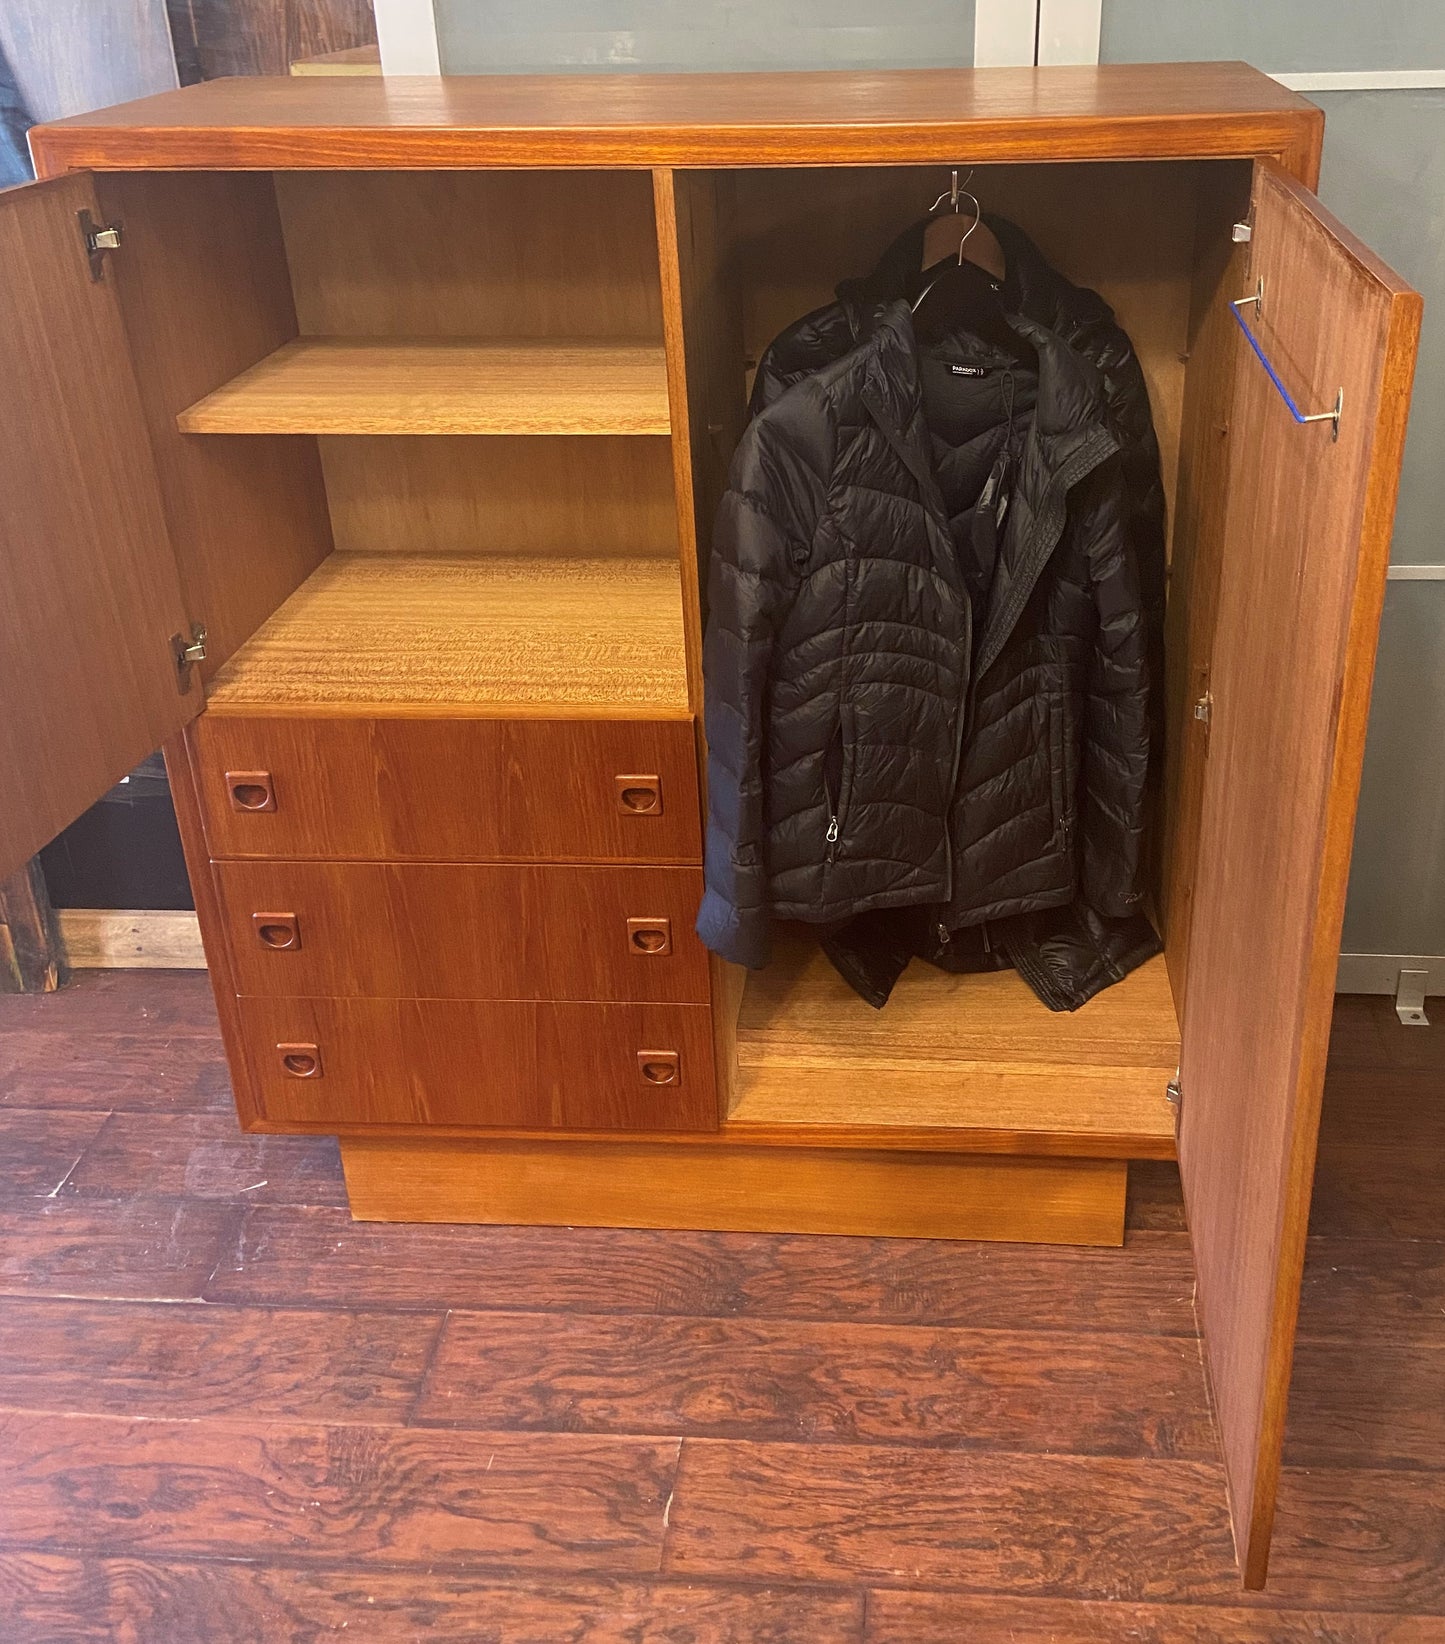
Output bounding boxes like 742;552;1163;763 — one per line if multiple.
1;64;1419;1584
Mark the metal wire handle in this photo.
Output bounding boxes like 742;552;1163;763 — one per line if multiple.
1229;279;1343;441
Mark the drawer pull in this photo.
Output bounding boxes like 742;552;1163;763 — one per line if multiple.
253;912;301;951
277;1042;322;1079
226;770;276;813
626;917;672;956
638;1049;680;1086
615;775;663;816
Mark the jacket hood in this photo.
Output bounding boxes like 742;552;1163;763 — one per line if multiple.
753;211;1123;423
837;211;1119;337
857;301;1114;477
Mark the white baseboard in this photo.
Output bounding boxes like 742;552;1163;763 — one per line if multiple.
57;909;206;970
1336;952;1445;996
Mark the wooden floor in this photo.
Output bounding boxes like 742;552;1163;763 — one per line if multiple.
0;976;1441;1640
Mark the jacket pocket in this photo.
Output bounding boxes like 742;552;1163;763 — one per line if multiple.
1047;687;1074;853
822;704;857;864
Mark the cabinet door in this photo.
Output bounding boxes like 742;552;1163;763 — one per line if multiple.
1179;161;1421;1587
0;173;197;880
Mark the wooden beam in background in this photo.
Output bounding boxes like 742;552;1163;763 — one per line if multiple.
0;859;66;993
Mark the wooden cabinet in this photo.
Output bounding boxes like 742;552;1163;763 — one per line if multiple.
2;63;1421;1585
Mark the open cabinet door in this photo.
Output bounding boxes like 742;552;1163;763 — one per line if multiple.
0;173;198;880
1179;161;1421;1587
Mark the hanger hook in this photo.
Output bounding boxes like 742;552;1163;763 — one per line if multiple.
925;168;983;265
954;182;982;263
928;165;977;214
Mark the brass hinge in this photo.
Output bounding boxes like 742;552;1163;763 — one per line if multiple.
78;210;123;282
170;623;207;691
1166;1072;1183;1117
1231;220;1253;244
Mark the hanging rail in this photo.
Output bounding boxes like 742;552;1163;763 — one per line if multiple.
1229;279;1343;441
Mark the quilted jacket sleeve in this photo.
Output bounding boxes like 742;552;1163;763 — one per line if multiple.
695;452;807;969
1075;316;1168;733
1075;460;1151;918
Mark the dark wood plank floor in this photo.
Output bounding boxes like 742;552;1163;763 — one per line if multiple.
0;974;1441;1641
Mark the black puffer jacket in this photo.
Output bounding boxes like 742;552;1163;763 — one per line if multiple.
696;295;1151;972
750;213;1167;653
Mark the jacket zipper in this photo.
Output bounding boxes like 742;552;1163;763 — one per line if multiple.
940;592;974;901
823;717;844;865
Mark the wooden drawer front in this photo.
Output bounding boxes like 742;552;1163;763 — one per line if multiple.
215;860;709;1003
189;713;701;862
237;995;717;1132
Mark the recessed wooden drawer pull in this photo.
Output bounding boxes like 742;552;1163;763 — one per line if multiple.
637;1049;680;1086
252;912;301;951
626;916;672;956
276;1042;322;1079
225;770;275;812
615;774;663;815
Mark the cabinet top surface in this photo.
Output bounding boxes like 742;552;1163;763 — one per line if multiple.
29;61;1320;174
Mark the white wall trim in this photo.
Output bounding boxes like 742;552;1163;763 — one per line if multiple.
974;0;1039;69
1035;0;1101;67
56;910;206;970
1337;953;1445;996
1387;564;1445;580
373;0;441;75
1271;71;1445;92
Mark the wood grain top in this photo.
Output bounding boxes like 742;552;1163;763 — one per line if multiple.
203;552;690;710
177;338;672;436
732;931;1179;1147
29;63;1322;174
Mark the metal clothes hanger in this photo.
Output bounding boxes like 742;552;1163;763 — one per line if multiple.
934;169;983;264
915;167;1007;306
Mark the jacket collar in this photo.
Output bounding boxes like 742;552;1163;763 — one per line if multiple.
852;301;1119;675
976;314;1119;674
855;305;963;596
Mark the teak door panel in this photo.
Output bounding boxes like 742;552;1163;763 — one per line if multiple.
188;714;702;863
1178;162;1420;1588
0;174;198;879
91;170;335;684
236;994;717;1132
214;859;710;1003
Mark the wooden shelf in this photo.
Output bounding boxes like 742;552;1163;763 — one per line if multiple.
177;338;672;436
204;552;690;712
730;931;1179;1154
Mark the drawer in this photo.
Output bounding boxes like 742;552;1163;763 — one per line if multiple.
215;859;710;1004
237;996;717;1132
189;712;701;862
